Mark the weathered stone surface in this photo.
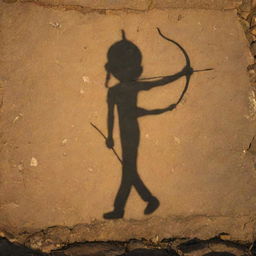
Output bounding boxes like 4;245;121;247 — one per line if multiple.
1;0;256;251
55;242;125;256
240;10;251;19
126;239;149;251
176;239;249;256
0;237;253;256
152;0;243;10
238;0;251;11
3;0;17;3
18;0;243;10
124;249;171;256
20;0;151;11
24;226;71;252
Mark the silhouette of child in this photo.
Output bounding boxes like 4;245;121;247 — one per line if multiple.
103;30;193;219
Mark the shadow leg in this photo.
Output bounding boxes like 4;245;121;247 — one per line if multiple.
113;164;133;210
132;171;153;202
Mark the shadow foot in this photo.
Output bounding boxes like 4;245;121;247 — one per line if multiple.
144;197;160;215
103;209;124;219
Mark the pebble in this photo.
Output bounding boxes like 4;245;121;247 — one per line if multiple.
219;234;231;240
151;235;159;244
30;157;38;167
80;88;85;94
249;25;256;36
82;76;90;83
174;137;181;144
13;113;23;123
18;164;24;171
247;63;256;72
49;22;61;28
61;138;68;145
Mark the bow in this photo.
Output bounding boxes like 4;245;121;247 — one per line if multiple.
157;27;192;105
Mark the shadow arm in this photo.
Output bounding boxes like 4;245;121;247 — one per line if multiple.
107;90;115;139
138;70;184;91
137;104;176;117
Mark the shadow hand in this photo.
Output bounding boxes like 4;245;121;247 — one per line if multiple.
182;65;194;76
167;104;177;111
106;137;114;149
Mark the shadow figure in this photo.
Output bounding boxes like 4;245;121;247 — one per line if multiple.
103;30;193;219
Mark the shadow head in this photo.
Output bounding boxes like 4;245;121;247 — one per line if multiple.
105;30;143;83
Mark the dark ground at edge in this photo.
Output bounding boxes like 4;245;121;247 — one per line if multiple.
0;237;256;256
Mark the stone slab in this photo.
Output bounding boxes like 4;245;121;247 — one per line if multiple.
1;1;256;249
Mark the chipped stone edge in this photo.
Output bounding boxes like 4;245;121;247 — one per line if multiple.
237;1;256;121
3;0;243;15
0;215;255;252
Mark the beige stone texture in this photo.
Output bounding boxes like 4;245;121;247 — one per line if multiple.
1;0;256;250
18;0;242;10
152;0;243;10
20;0;152;11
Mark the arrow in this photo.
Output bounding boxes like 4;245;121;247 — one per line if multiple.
138;68;213;81
90;122;122;164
